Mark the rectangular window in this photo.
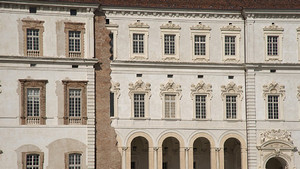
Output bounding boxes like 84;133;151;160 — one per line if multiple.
195;95;206;119
27;88;40;117
164;35;175;55
26;154;40;169
224;36;236;56
109;33;114;60
165;94;176;118
194;35;206;55
226;96;237;119
267;36;278;56
69;153;81;169
133;33;144;54
268;95;279;119
134;94;145;118
163;162;168;169
69;31;81;57
110;92;114;117
69;89;81;117
27;29;39;51
131;162;136;169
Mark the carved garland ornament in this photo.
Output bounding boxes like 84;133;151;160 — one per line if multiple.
190;80;212;99
190;23;211;31
263;23;284;32
220;23;241;31
0;80;2;94
263;82;285;100
260;129;293;144
160;80;182;98
297;85;300;101
221;82;243;100
129;20;150;28
160;21;181;30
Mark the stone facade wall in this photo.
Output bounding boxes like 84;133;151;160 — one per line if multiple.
94;11;122;169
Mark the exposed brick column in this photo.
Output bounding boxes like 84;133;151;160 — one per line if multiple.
94;11;122;169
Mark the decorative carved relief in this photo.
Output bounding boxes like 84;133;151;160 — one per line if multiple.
160;21;181;30
160;80;182;98
263;82;285;100
263;23;284;31
111;81;121;99
297;86;300;101
220;23;241;31
221;82;243;99
190;80;212;99
129;20;149;28
260;129;293;144
0;80;2;94
128;79;151;96
190;23;211;31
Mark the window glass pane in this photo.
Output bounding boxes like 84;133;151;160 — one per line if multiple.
224;36;235;56
165;94;176;118
268;95;279;119
69;89;81;117
133;33;144;54
26;154;40;169
226;95;237;119
164;35;175;55
69;153;81;169
134;94;145;118
69;31;81;52
27;29;39;51
27;88;40;117
195;95;206;119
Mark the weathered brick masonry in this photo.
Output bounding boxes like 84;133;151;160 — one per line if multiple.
94;11;122;169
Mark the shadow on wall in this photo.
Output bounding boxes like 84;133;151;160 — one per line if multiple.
46;138;87;169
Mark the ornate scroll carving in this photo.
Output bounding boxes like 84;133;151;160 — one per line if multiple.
190;23;211;31
221;82;243;99
190;80;212;99
160;21;181;30
220;23;241;31
263;23;284;31
129;20;149;28
128;79;151;96
160;80;182;98
263;82;285;100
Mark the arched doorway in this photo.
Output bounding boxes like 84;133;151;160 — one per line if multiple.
193;137;210;169
266;157;287;169
162;137;180;169
131;136;149;169
224;138;241;169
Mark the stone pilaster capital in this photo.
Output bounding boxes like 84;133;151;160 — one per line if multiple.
122;147;128;151
153;147;159;151
215;147;221;152
185;147;190;151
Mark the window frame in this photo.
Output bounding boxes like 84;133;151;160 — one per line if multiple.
297;27;300;61
220;24;241;62
22;152;44;169
191;81;212;120
129;80;151;119
221;82;243;120
22;19;44;57
129;21;149;60
106;23;119;60
190;23;211;62
63;80;88;125
160;21;181;60
263;82;285;120
64;22;85;58
65;152;83;169
263;23;283;61
110;81;120;118
19;79;48;125
160;80;182;120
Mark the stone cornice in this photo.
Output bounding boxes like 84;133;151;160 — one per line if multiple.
0;55;98;65
244;10;300;19
0;0;98;13
102;6;242;19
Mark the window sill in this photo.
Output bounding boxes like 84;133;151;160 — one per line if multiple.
265;119;284;122
224;119;242;122
161;118;181;121
110;117;119;120
130;117;150;120
192;118;212;121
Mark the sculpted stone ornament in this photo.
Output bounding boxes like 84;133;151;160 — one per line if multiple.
263;82;285;100
263;23;284;31
0;80;2;94
129;20;149;28
160;21;181;30
190;22;211;31
160;80;182;98
221;82;243;99
260;129;293;144
191;80;212;99
129;79;151;92
220;23;241;31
